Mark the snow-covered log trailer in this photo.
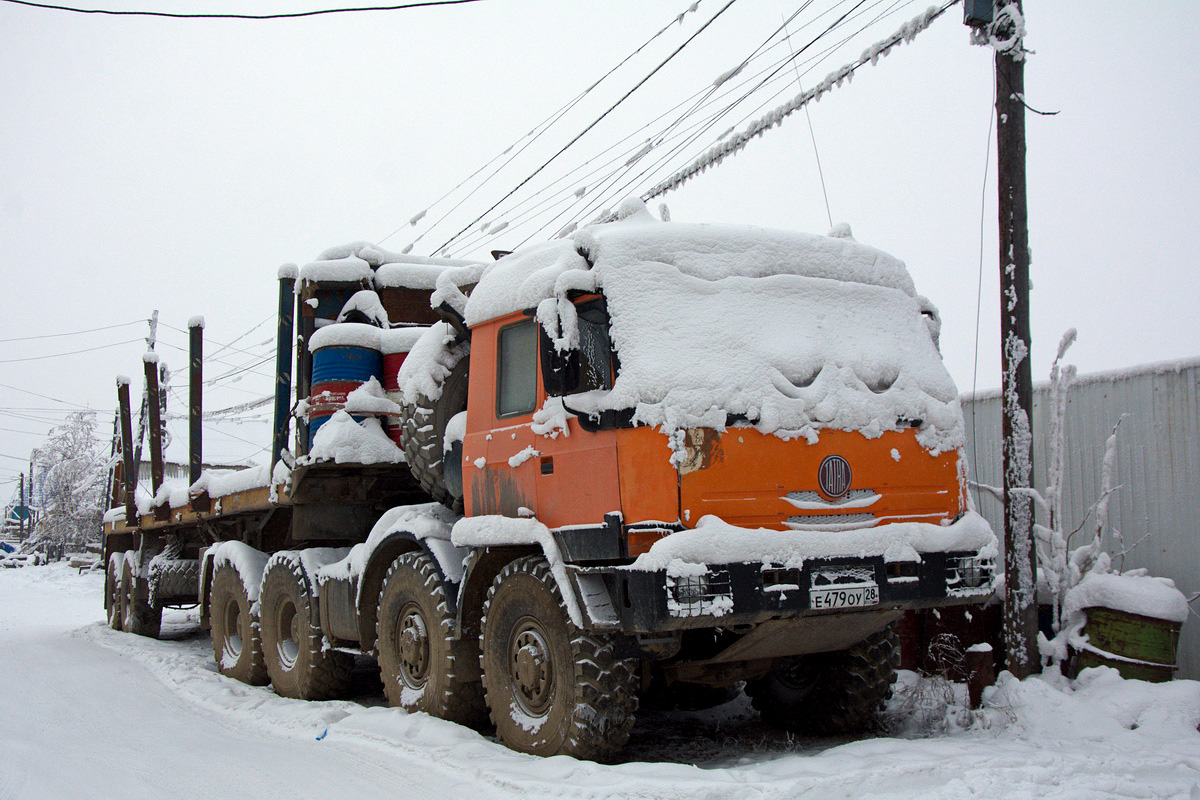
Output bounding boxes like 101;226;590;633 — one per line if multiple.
102;201;997;761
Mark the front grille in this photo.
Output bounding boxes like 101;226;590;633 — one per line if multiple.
784;489;879;507
784;513;876;530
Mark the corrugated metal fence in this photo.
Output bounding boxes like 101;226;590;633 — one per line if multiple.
962;357;1200;679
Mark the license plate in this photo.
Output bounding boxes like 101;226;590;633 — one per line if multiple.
809;584;879;610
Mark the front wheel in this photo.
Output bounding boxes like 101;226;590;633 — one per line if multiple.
746;624;898;736
480;556;638;761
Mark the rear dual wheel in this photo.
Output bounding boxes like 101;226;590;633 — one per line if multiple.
119;554;161;639
259;559;352;700
376;551;486;727
209;564;269;685
105;553;123;630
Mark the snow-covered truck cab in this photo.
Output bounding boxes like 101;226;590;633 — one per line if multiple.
440;200;993;601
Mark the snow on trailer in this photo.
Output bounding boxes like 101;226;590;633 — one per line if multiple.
101;205;996;761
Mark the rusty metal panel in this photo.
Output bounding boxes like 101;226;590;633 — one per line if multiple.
962;358;1200;679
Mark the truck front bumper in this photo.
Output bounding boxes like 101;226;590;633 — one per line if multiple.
590;549;994;634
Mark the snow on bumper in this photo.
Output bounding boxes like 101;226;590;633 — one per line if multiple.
607;511;996;630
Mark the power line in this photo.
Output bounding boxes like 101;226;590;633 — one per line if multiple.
432;0;744;255
0;319;142;344
0;0;488;20
543;0;884;238
0;381;89;409
382;0;709;251
642;1;955;201
158;320;275;362
451;0;899;254
0;338;142;364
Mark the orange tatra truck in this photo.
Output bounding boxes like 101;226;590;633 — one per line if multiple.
102;201;996;761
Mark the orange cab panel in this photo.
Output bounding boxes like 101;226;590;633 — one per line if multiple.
678;427;961;530
614;425;679;526
462;312;621;528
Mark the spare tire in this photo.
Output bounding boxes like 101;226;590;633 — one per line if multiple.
397;335;469;513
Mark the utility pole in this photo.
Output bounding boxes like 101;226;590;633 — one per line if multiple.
994;0;1037;680
18;472;24;540
132;310;159;487
967;0;1038;677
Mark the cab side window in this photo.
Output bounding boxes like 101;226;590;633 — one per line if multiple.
541;299;615;397
497;319;537;417
575;302;614;393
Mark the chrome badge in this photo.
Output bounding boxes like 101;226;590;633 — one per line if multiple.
818;455;852;498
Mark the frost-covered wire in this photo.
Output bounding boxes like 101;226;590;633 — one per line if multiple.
432;0;743;255
0;320;141;344
379;0;708;250
542;0;912;238
453;0;882;254
0;338;143;364
641;1;958;201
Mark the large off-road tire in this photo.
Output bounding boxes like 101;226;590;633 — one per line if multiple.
209;564;269;685
376;551;486;727
480;555;638;761
259;556;353;700
120;554;161;639
398;354;469;513
105;553;124;630
746;624;898;736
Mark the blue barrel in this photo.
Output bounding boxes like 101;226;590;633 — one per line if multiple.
308;324;383;447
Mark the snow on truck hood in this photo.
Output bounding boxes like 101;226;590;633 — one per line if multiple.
442;201;964;452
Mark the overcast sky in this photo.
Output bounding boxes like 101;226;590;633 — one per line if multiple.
2;0;1197;492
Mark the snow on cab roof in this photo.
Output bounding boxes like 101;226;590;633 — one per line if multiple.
446;200;963;453
454;200;918;326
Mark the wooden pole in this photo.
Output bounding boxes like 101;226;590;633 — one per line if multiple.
295;275;313;457
272;268;296;476
189;319;204;487
118;378;137;525
132;310;158;478
994;0;1038;678
144;353;165;496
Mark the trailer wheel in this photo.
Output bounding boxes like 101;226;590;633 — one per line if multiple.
120;554;161;639
398;354;469;513
259;558;352;700
746;624;898;736
209;564;269;685
105;553;123;630
376;551;486;726
480;555;638;760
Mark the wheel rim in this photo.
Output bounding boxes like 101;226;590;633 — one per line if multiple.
274;596;300;670
122;569;136;628
510;617;553;718
396;601;429;689
221;597;243;665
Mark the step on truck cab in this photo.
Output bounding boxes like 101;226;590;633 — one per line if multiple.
101;199;995;762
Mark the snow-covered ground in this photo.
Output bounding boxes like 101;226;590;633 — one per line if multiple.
1;563;1197;800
